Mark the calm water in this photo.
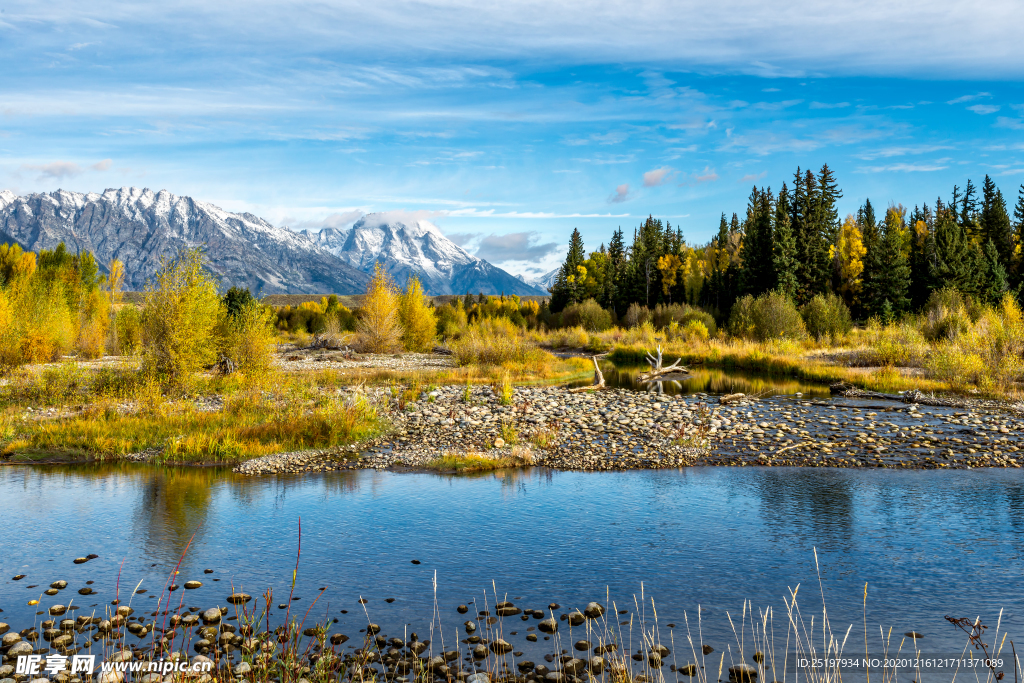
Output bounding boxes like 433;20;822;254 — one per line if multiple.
579;363;834;397
3;464;1023;665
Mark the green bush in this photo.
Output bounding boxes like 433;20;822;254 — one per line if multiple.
680;309;717;337
730;291;806;341
801;293;852;341
561;298;612;331
222;300;276;375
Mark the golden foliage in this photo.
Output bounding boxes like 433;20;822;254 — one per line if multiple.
141;248;223;382
398;275;437;352
836;214;866;305
355;262;403;353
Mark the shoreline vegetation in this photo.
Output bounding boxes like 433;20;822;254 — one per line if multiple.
3;169;1024;473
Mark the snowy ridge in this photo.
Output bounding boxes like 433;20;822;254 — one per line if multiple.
303;213;545;296
0;187;369;294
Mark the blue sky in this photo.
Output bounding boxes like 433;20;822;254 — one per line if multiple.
2;0;1023;279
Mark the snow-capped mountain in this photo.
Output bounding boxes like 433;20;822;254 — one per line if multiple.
302;213;545;296
0;188;369;294
531;267;560;291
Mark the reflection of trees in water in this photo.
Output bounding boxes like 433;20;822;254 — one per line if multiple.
598;365;830;397
133;467;220;562
746;469;856;550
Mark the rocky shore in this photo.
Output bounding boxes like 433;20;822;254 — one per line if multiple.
232;385;1024;475
0;571;732;683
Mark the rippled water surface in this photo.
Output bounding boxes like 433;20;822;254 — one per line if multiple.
2;465;1024;658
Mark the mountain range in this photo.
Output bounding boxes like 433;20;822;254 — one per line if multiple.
0;188;545;296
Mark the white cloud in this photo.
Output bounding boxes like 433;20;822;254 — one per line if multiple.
858;163;949;172
947;92;992;104
642;166;674;187
967;104;1001;114
738;171;767;183
472;232;562;262
996;117;1024;130
91;158;112;171
21;161;82;180
609;184;631;203
809;101;851;109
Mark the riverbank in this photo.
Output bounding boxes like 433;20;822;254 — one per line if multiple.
3;349;1023;473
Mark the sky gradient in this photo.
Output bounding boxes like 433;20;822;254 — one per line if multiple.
2;0;1023;279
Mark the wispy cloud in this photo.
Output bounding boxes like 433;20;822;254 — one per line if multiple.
967;104;1000;115
809;101;850;109
739;171;767;183
947;92;992;104
995;117;1024;130
858;162;949;172
856;144;954;160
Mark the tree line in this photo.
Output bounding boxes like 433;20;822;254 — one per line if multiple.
550;165;1024;322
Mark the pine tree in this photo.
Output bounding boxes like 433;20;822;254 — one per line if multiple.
960;178;979;235
550;228;587;312
980;175;1013;264
739;186;775;296
606;228;626;313
803;164;841;299
981;239;1009;303
1011;184;1024;285
858;199;882;317
871;207;912;315
933;207;984;296
773;184;798;300
908;206;935;309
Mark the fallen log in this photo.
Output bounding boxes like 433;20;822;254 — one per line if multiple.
638;345;689;383
719;393;746;405
830;382;1024;413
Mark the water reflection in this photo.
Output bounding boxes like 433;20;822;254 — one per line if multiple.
591;364;832;396
3;464;1024;654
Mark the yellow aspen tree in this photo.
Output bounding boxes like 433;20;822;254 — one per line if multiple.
398;275;437;352
836;214;866;307
356;262;403;353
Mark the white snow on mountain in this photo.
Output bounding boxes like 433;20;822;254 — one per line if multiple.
302;213;545;296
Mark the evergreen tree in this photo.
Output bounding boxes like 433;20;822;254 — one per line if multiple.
907;205;935;309
982;238;1009;303
550;228;587;312
606;228;626;313
871;207;912;315
739;186;775;296
959;178;979;235
804;164;841;299
980;175;1013;264
1011;184;1024;285
933;207;984;296
773;184;798;299
858;199;882;317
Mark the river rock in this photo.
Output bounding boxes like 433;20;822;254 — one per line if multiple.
184;581;203;589
561;658;585;674
567;611;585;626
200;608;222;624
7;641;33;657
473;644;488;659
48;605;67;616
227;593;251;604
589;656;605;674
583;602;605;618
489;639;513;654
464;620;477;633
467;673;489;683
574;640;591;651
538;618;557;633
1;632;20;646
729;664;758;682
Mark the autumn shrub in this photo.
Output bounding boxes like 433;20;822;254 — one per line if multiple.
114;305;143;355
801;293;852;342
223;300;276;375
546;325;590;348
436;300;468;338
141;248;223;383
865;322;927;366
448;317;549;368
731;291;806;341
355;263;403;353
624;303;652;328
921;287;971;341
398;276;437;352
561;298;612;331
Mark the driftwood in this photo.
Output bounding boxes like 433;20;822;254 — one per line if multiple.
638;345;688;383
719;393;746;405
830;382;1024;414
568;356;607;392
